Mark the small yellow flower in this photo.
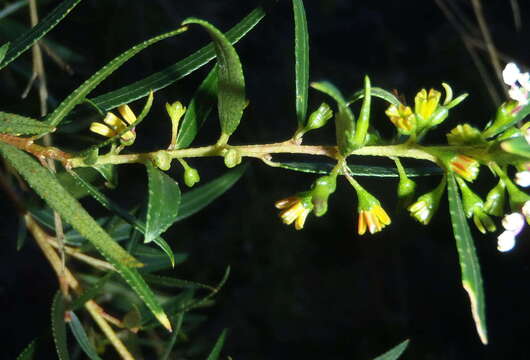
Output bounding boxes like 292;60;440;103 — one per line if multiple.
414;88;441;123
385;104;416;134
275;196;313;230
450;155;480;182
408;198;432;225
90;104;137;145
357;205;391;235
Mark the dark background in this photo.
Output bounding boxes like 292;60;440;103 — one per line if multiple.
2;0;530;358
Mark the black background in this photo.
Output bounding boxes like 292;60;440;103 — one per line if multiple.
2;0;530;358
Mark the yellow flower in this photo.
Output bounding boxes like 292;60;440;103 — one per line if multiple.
357;204;391;235
385;104;416;134
90;104;137;145
408;198;432;225
275;196;313;230
414;88;441;123
449;155;480;182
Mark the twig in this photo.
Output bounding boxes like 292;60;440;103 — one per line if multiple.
47;238;116;272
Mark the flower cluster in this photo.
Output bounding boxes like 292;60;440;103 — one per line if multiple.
503;62;530;105
90;105;137;145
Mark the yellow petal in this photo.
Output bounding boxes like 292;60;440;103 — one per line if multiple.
89;122;115;137
103;112;126;129
118;104;137;125
357;212;367;235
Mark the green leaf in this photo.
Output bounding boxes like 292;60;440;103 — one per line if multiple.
161;313;185;360
51;292;70;360
206;329;228;360
501;136;530;159
92;164;118;189
176;66;218;149
0;42;9;64
0;0;82;70
145;162;181;243
67;169;175;266
182;18;246;138
89;5;269;112
347;86;401;107
292;0;309;127
484;102;530;138
16;214;27;250
0;112;55;135
311;81;356;155
373;339;410;360
67;312;103;360
447;174;488;345
278;161;442;177
176;164;246;222
45;27;187;127
16;339;37;360
0;143;171;331
142;274;214;291
134;245;187;273
69;273;114;311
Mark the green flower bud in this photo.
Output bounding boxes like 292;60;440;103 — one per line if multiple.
482;101;518;139
166;101;186;149
306;102;333;131
394;158;416;209
184;166;200;187
310;174;337;217
151;151;172;171
484;180;506;216
456;177;496;233
224;148;242;168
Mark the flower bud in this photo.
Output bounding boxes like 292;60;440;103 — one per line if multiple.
484;180;506;216
306;102;333;131
394;158;416;208
446;124;485;145
223;148;242;168
408;177;446;225
151;151;172;171
482;101;518;139
456;177;495;233
166;101;186;149
310;174;337;217
449;154;480;182
184;166;200;187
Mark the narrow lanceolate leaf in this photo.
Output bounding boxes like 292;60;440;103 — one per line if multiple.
0;112;55;135
45;27;187;127
278;161;442;177
501;136;530;159
176;164;246;222
447;174;488;345
90;5;269;112
182;18;246;138
0;143;171;331
0;0;82;70
145;162;181;243
67;312;103;360
68;169;175;266
292;0;309;127
347;86;401;107
16;339;37;360
311;81;356;155
51;292;70;360
0;42;9;64
373;339;410;360
206;329;228;360
176;66;218;149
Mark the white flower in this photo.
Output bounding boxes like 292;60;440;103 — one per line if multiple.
503;62;530;104
515;171;530;187
497;230;516;252
502;212;525;233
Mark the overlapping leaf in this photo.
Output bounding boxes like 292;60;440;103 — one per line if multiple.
447;174;488;345
67;312;103;360
182;18;246;138
0;143;171;331
51;292;70;360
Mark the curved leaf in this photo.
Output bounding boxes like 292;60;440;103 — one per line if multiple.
16;339;37;360
182;18;246;138
67;312;103;360
447;174;488;345
311;81;356;155
373;339;410;360
0;112;54;135
145;162;181;243
0;0;82;70
67;169;175;266
279;161;442;177
347;87;401;107
0;143;171;331
206;329;228;360
176;164;246;222
292;0;309;127
176;66;218;149
51;292;70;360
45;27;187;127
90;5;269;112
